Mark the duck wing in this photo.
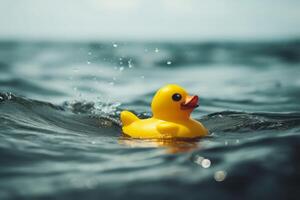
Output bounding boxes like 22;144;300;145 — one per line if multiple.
156;122;179;136
120;111;139;126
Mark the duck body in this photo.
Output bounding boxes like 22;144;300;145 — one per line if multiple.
120;84;208;139
121;111;207;138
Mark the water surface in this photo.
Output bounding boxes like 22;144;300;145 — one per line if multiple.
0;41;300;199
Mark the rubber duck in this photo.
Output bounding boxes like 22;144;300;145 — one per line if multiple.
120;84;208;139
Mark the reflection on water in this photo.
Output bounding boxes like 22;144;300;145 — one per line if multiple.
119;137;200;154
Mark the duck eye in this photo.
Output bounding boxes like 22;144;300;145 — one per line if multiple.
172;93;182;101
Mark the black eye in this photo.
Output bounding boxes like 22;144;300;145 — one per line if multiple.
172;93;182;101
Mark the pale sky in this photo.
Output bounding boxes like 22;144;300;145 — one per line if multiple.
0;0;300;41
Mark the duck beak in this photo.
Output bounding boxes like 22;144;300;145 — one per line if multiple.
181;95;199;110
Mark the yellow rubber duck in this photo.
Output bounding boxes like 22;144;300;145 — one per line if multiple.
120;84;208;139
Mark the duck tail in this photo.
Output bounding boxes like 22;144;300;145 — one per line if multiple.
120;110;139;126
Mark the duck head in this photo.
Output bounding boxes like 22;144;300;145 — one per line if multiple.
151;84;199;121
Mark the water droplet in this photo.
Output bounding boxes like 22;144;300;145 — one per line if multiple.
119;67;124;71
214;171;227;182
128;59;133;68
201;159;211;168
109;82;114;86
167;61;172;65
141;75;145;79
119;58;122;61
87;61;91;65
88;52;92;55
194;155;204;165
155;48;159;53
144;48;148;52
7;92;12;100
113;43;118;48
119;61;123;65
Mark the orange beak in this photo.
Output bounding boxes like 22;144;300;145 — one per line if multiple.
181;95;199;110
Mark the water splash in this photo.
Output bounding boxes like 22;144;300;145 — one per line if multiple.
93;101;121;116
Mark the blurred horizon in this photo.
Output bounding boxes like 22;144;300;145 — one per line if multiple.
1;0;300;42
